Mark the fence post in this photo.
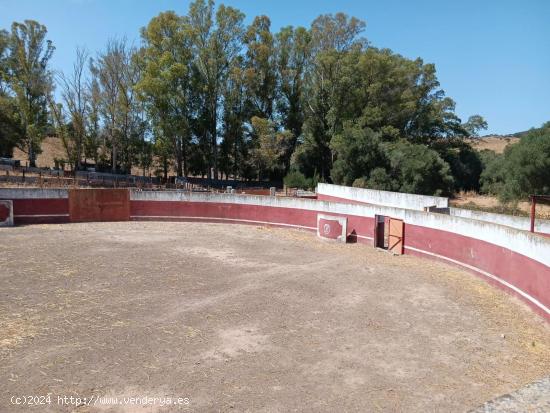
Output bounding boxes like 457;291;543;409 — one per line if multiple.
530;196;536;233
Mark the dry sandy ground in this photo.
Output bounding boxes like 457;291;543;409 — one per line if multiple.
0;222;549;413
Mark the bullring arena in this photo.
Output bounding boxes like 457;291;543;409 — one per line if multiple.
1;184;549;412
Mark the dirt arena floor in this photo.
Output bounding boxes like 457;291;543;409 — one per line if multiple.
1;222;549;412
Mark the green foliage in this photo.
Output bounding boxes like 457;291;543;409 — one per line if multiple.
283;170;310;189
1;10;499;197
385;140;454;196
275;25;310;172
462;115;488;137
330;123;383;186
250;116;292;180
136;10;194;176
0;94;24;157
479;150;504;195
364;168;396;191
4;20;54;166
481;124;550;201
434;139;483;192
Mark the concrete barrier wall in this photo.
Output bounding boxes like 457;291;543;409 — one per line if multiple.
1;187;548;321
0;188;69;225
316;183;449;210
448;207;550;234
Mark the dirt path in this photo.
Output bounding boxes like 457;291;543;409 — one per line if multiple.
0;222;549;412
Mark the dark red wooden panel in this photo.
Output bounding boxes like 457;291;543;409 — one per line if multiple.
69;189;130;222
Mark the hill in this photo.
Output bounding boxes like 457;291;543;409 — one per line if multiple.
467;135;519;154
12;136;66;169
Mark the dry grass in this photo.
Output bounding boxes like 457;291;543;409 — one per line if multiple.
12;137;66;168
468;135;520;154
451;191;550;219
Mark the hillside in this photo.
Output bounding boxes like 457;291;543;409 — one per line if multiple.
467;135;519;154
12;136;66;169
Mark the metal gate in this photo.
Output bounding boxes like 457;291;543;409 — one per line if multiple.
388;218;404;255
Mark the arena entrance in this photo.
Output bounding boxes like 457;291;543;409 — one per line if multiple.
374;214;404;255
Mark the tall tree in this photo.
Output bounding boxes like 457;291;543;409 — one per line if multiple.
250;116;292;180
91;38;141;173
7;20;54;167
463;115;488;137
220;56;247;179
0;29;24;157
137;11;194;177
188;0;244;179
243;15;276;120
51;47;89;170
275;26;311;171
298;13;366;180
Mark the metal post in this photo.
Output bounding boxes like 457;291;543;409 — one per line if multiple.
530;196;536;233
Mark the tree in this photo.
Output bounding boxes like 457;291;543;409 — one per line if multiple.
330;122;384;186
381;140;454;196
481;123;550;201
298;13;366;180
91;38;142;173
275;26;311;171
479;150;504;196
220;56;247;179
86;76;102;165
188;0;244;179
0;94;24;157
7;20;54;166
51;48;90;170
463;115;488;137
137;11;194;177
0;29;24;157
249;116;292;180
433;138;483;192
243;15;276;120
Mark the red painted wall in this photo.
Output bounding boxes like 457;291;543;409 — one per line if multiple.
2;191;547;321
12;199;69;225
69;189;130;222
404;224;550;320
130;200;318;230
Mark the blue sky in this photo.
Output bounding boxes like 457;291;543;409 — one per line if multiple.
1;0;548;135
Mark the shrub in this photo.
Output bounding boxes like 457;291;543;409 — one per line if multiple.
283;170;310;189
481;124;550;201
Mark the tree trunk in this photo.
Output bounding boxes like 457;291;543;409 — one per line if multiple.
183;142;188;177
210;97;218;180
28;141;36;168
112;145;117;173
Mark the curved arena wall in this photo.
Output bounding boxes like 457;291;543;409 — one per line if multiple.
1;187;549;321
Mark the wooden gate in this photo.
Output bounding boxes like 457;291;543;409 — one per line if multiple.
388;218;404;255
69;189;130;222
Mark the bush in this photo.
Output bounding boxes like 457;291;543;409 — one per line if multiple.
385;140;454;196
436;140;483;192
480;124;550;201
479;151;505;195
283;170;310;189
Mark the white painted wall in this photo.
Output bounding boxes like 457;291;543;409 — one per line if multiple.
0;188;68;199
449;207;550;234
131;190;550;268
316;183;448;210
